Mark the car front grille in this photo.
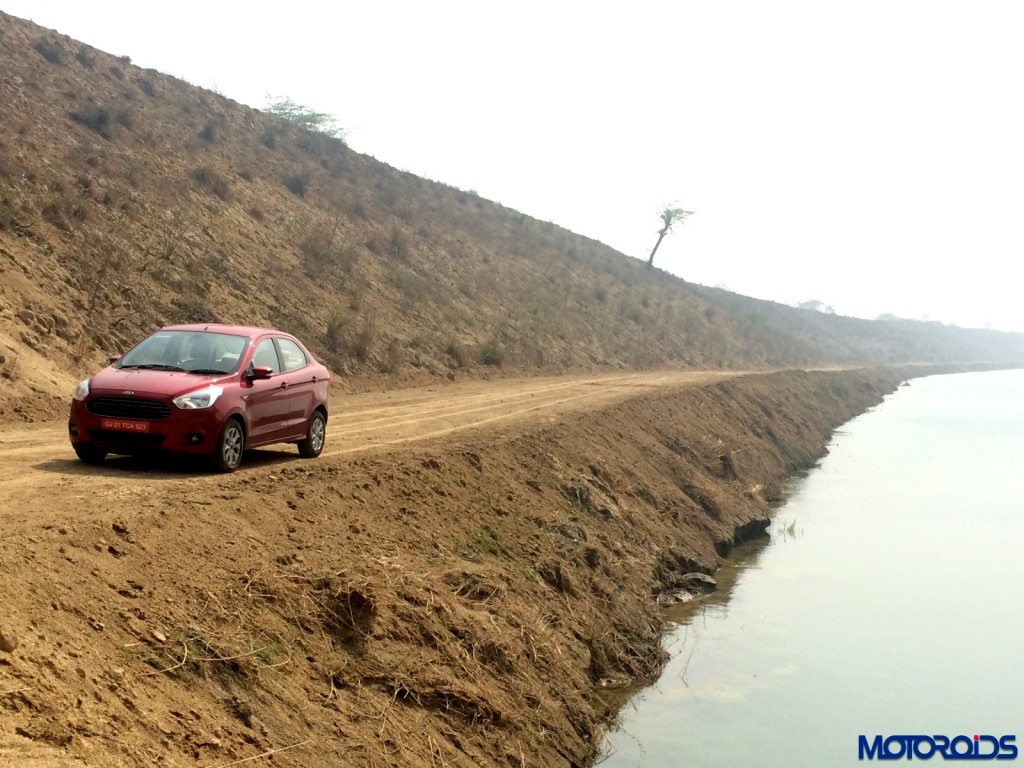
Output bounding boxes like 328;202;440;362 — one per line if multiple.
87;396;172;420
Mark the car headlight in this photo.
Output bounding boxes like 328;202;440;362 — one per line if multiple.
73;379;91;401
173;385;224;410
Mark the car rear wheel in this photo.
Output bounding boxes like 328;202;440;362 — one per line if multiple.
297;410;326;458
74;444;107;465
212;418;245;473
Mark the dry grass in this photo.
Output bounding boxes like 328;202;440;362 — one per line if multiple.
1;7;1022;417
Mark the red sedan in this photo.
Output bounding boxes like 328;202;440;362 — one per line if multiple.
68;324;331;472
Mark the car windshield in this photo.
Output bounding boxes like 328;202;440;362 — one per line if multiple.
117;331;249;374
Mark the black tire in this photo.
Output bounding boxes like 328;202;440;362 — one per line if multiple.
74;444;107;465
212;418;245;473
297;409;326;459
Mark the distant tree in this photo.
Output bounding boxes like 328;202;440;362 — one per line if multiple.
264;96;344;138
647;205;694;269
797;300;836;314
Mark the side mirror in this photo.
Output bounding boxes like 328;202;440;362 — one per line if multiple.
249;365;274;380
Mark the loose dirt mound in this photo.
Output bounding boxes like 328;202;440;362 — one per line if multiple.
0;368;907;767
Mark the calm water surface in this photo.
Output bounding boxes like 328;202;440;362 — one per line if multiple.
602;369;1024;767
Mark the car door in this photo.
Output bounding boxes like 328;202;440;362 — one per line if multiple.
274;336;319;435
243;337;292;444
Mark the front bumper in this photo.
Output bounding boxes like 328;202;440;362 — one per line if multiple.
68;398;227;457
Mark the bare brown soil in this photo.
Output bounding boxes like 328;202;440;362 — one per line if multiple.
0;12;1016;768
0;371;736;523
1;367;911;767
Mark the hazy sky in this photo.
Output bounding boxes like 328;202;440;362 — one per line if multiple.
3;1;1023;331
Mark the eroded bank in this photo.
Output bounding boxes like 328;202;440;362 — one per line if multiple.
1;367;915;767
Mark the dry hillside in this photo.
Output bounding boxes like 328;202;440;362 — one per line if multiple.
4;13;1023;768
1;11;1023;422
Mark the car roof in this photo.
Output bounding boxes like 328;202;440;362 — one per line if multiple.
160;323;291;339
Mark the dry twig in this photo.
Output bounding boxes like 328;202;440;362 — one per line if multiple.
140;642;189;677
204;740;312;768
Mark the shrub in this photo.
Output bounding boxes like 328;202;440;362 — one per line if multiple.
346;197;367;220
296;132;321;154
70;333;93;365
69;104;131;140
149;208;196;261
393;268;429;309
354;314;377;362
336;245;359;285
348;284;365;311
42;193;88;231
300;228;332;271
325;308;351;352
284;171;310;197
323;153;349;179
298;216;349;275
478;341;506;367
192;165;232;201
363;233;384;255
33;39;62;64
388;226;411;261
523;342;545;367
0;196;31;235
382;338;403;373
74;48;95;69
445;339;471;369
198;118;219;143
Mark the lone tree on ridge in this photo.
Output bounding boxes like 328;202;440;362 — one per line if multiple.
265;96;344;139
647;205;694;269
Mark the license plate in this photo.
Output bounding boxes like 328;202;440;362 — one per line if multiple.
101;419;150;433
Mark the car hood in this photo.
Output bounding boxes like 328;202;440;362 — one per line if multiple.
89;367;236;398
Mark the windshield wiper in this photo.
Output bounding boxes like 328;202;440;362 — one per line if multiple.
119;363;185;371
186;368;229;375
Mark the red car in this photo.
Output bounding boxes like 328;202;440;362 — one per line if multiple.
68;324;331;472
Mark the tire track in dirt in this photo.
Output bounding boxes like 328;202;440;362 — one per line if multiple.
0;371;742;523
323;372;735;454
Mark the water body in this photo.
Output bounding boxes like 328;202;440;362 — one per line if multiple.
602;369;1024;767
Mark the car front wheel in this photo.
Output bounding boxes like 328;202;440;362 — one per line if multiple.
212;418;245;472
74;444;108;465
297;410;326;458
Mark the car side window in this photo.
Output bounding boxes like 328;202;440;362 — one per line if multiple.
251;338;281;374
276;338;308;373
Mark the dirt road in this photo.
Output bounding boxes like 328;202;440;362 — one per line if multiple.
2;370;734;768
0;366;914;768
0;370;738;531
